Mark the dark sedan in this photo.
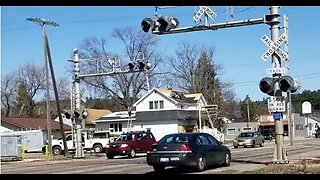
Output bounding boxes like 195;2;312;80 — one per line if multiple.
146;132;231;172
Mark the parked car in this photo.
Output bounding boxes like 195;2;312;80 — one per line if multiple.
261;129;275;141
233;131;264;148
146;132;231;172
315;128;320;138
105;131;156;159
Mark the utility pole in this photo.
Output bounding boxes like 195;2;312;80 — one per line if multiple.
283;15;293;146
246;100;250;128
27;17;70;158
27;17;55;159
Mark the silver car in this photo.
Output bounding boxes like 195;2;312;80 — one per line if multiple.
233;131;264;148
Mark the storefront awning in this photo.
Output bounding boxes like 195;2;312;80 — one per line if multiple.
259;121;288;126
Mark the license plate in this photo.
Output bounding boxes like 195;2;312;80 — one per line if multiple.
170;157;179;161
160;158;169;162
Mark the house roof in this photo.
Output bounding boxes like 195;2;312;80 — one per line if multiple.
133;88;178;107
95;111;136;122
1;117;71;131
85;109;112;125
133;88;207;107
158;89;172;96
185;93;202;101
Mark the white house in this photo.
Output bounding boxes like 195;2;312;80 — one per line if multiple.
131;88;208;141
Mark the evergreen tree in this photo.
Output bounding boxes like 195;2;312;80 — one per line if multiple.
240;95;257;122
13;82;35;117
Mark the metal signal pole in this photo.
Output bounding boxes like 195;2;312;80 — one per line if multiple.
268;7;287;163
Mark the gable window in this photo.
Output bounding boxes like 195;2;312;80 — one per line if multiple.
155;101;159;109
149;101;154;109
160;101;164;109
149;100;164;109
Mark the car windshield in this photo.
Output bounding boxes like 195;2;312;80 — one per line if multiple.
115;133;134;141
238;132;254;137
158;134;190;144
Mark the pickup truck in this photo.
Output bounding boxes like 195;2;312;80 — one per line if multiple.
43;131;111;155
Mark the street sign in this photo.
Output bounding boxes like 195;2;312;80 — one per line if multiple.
302;101;312;114
273;112;282;121
267;96;286;112
193;6;216;22
266;67;286;74
261;34;288;61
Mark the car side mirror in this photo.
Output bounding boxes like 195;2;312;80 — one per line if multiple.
218;141;223;145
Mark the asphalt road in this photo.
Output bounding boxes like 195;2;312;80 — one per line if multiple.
1;138;319;174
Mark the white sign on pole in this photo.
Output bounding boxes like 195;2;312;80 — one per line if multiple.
302;101;312;114
193;6;216;22
261;34;288;61
266;67;286;74
267;96;286;112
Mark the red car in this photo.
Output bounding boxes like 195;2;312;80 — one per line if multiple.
106;131;156;159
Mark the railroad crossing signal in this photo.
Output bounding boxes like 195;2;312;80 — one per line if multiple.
261;33;288;61
193;6;216;22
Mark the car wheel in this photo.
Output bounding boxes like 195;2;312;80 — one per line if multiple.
93;144;103;153
128;148;136;158
223;152;231;167
153;165;165;172
52;146;62;156
195;155;206;172
260;141;264;147
106;154;114;159
251;141;255;148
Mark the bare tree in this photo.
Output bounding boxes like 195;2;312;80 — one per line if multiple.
167;42;224;103
12;63;46;117
51;76;70;101
165;42;199;91
78;27;164;109
167;42;238;130
1;73;18;117
16;63;46;101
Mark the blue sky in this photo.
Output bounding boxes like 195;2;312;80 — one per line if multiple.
2;6;320;101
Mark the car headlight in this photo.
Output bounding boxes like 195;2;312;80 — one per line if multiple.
120;144;128;148
233;139;237;142
106;144;110;148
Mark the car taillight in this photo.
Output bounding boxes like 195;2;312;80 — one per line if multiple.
179;144;191;152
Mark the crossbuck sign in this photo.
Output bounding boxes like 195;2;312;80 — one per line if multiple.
261;34;288;61
193;6;216;22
